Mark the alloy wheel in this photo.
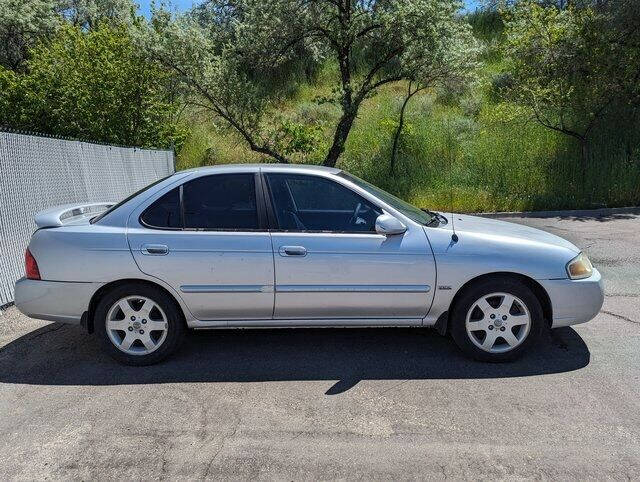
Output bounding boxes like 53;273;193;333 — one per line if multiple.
465;292;531;353
105;296;169;355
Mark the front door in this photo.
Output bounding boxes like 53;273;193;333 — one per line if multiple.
128;172;274;322
264;173;434;323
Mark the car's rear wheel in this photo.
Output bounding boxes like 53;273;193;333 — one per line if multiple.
450;277;543;362
94;283;185;365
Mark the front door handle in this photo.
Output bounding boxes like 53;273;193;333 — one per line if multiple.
141;244;169;255
279;246;307;257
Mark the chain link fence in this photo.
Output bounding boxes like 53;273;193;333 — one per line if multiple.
0;130;174;306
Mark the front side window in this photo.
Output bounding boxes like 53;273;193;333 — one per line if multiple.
338;171;434;225
266;173;381;232
183;174;258;230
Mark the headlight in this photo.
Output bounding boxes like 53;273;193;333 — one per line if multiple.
566;252;593;280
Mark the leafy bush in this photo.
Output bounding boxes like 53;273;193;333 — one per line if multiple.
0;23;186;149
410;94;436;117
467;8;504;42
460;94;483;118
295;102;339;125
275;121;323;156
490;72;514;99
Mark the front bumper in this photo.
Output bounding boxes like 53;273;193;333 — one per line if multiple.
539;268;604;328
14;277;102;324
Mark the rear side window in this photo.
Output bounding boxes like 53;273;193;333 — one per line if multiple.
140;188;181;229
183;174;258;230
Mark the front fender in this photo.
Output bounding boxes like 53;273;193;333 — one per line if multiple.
423;226;576;326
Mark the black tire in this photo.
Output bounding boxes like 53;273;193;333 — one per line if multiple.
94;282;186;366
450;277;543;362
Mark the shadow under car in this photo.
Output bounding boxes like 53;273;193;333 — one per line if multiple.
0;324;590;394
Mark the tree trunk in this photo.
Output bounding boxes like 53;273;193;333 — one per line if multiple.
323;111;356;167
627;107;638;164
580;139;588;180
323;43;357;168
390;82;415;174
579;137;590;200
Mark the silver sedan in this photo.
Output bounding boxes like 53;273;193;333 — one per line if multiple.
14;164;604;365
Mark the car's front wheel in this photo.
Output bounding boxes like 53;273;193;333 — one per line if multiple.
450;277;543;362
94;283;185;365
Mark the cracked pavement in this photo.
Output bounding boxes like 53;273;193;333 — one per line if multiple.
0;209;639;479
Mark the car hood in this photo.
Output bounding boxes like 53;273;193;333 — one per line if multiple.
444;213;580;254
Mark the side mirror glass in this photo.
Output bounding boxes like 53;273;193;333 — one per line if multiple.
375;214;406;235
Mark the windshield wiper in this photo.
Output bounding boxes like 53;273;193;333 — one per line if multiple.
421;208;447;227
421;208;440;226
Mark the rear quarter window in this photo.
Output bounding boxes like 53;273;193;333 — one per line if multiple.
140;188;181;229
91;175;171;224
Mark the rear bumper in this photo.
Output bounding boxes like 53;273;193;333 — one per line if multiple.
539;268;604;328
14;277;101;324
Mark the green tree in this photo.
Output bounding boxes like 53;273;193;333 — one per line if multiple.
389;20;478;173
0;0;137;70
144;0;476;167
0;24;185;148
57;0;136;29
502;1;640;182
0;0;59;70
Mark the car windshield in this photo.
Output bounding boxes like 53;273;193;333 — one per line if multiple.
90;175;172;224
338;172;434;225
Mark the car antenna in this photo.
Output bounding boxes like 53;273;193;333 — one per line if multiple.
447;119;458;243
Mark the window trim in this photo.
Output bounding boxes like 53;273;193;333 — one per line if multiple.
138;172;268;233
254;172;268;230
179;184;186;229
259;171;279;230
261;172;384;235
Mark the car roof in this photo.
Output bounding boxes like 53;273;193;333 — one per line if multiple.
180;163;342;175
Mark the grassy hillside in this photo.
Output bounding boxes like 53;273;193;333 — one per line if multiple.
176;27;640;213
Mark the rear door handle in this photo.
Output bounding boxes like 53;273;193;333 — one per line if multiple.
279;246;307;257
141;244;169;255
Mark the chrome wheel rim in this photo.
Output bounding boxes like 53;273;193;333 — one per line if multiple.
106;296;168;356
465;292;531;354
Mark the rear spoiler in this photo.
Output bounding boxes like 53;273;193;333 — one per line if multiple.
34;202;115;228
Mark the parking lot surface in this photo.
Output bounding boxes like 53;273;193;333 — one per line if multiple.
0;209;639;480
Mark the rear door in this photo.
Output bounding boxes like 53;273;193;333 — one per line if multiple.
128;172;274;322
263;172;434;323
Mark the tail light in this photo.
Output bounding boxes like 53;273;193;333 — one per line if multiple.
25;248;41;280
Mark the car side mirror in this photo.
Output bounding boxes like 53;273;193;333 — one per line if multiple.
375;214;406;235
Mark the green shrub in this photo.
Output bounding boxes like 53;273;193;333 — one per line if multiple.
0;24;185;149
459;94;483;118
295;102;340;124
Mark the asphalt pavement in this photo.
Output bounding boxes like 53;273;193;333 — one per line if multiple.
0;209;638;480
